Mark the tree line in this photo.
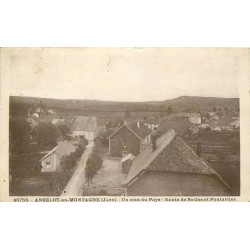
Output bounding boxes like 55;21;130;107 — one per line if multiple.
9;118;71;154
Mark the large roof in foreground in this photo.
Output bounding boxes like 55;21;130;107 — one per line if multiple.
126;129;229;189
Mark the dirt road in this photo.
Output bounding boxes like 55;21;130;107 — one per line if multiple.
61;141;94;196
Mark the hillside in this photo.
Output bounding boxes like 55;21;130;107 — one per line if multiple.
9;95;239;116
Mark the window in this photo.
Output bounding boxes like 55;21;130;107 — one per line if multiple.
46;162;51;168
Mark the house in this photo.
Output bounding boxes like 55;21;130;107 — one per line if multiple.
48;109;56;114
69;116;97;141
95;118;110;135
25;118;38;129
199;124;210;130
210;114;219;121
230;119;240;129
213;126;222;132
40;141;78;173
142;117;162;131
125;129;231;196
171;113;201;124
157;119;190;137
189;114;202;124
108;121;151;158
208;111;216;117
121;153;135;174
51;117;68;126
189;124;199;134
32;113;39;118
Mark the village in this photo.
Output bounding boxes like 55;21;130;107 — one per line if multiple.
9;96;240;197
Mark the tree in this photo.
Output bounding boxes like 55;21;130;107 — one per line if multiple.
125;106;131;118
32;122;59;150
85;158;96;186
85;143;103;186
166;105;172;114
9;118;31;154
57;124;70;138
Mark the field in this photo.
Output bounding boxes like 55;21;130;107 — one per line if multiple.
9;153;76;196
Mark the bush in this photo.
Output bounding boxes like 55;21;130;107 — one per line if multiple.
60;140;87;171
85;144;103;186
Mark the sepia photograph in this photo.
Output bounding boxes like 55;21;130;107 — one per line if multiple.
0;47;248;200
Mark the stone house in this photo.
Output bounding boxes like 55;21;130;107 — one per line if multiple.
108;121;151;158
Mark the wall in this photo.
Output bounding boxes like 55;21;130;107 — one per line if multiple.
122;160;133;174
41;152;57;173
126;171;231;196
109;126;141;157
189;116;201;124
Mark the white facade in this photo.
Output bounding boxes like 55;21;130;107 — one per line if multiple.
41;152;59;173
71;130;95;141
189;116;201;125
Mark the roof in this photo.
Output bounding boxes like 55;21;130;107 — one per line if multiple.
143;117;164;125
208;112;216;116
231;119;240;127
172;113;200;118
189;124;198;130
51;118;67;126
70;116;97;132
126;129;176;184
25;118;38;129
157;119;190;135
126;129;230;189
40;140;78;161
121;153;135;163
108;121;151;140
96;118;111;126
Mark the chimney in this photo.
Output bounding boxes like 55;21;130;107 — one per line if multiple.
196;139;202;157
151;132;157;151
137;121;140;128
27;108;31;117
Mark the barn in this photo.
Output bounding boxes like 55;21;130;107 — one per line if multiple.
69;116;97;141
125;129;231;196
40;140;78;173
108;121;151;158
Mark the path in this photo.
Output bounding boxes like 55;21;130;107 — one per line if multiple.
61;141;94;196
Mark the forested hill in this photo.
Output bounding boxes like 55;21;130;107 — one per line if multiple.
10;95;239;115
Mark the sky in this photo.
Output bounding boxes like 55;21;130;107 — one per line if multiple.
7;48;244;102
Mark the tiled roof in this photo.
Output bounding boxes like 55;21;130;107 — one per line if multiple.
108;121;151;140
126;129;176;184
96;118;111;126
40;140;78;161
126;129;229;188
157;119;190;135
126;121;151;140
70;116;97;132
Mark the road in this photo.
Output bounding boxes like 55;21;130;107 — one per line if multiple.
61;141;94;196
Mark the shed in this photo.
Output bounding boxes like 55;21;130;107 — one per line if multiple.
121;153;135;174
